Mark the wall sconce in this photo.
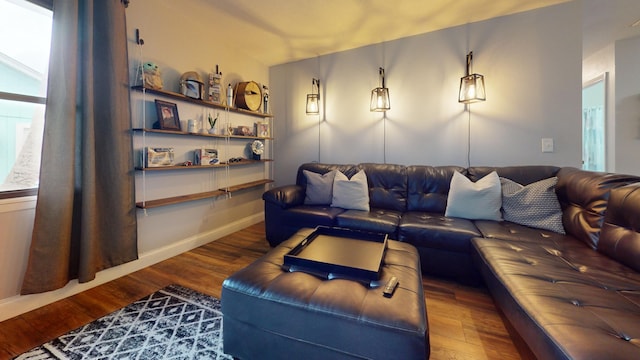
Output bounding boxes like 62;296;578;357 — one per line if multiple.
370;67;390;112
306;78;320;115
458;51;486;103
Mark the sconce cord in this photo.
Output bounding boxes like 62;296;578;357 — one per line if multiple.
467;105;471;168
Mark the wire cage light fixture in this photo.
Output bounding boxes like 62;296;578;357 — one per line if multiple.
458;51;486;104
370;67;390;112
306;78;320;115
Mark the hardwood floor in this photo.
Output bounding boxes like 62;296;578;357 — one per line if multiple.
0;222;526;360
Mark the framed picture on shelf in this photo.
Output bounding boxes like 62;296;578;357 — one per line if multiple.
255;121;270;138
154;100;181;130
234;125;254;136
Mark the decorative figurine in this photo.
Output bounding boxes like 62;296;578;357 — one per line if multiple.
263;85;269;114
142;62;163;89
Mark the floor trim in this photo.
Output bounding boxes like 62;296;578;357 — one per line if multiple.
0;212;263;322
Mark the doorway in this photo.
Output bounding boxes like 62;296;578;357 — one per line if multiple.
582;73;607;171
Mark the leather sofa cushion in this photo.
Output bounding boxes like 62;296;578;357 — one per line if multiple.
283;205;345;227
556;167;640;249
358;163;407;212
474;220;580;248
398;212;481;253
473;236;640;359
335;208;402;238
468;165;560;185
406;165;466;212
262;184;305;209
599;183;640;272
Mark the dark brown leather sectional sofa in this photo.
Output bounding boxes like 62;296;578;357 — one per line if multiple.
263;162;640;359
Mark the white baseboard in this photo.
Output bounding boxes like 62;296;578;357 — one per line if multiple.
0;212;264;322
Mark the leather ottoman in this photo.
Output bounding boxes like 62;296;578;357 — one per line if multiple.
221;228;429;359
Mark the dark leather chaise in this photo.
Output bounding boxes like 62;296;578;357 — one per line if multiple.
473;172;640;359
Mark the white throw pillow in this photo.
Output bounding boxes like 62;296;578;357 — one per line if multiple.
500;177;565;234
303;170;336;205
445;171;502;221
331;170;370;211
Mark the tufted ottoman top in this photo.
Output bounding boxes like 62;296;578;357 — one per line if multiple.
222;228;429;360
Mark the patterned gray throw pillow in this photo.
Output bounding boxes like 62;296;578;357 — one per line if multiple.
500;176;565;234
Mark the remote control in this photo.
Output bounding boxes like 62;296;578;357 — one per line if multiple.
383;276;398;297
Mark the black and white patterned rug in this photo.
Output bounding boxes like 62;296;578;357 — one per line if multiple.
14;284;232;360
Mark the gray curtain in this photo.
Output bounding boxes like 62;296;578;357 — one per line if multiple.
21;0;138;294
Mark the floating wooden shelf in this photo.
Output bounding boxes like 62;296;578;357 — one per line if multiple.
136;164;225;171
227;159;273;166
132;86;274;119
136;190;226;209
136;159;272;172
136;179;274;209
221;179;274;193
132;128;273;140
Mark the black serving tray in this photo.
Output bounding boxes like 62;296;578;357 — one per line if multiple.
283;226;388;283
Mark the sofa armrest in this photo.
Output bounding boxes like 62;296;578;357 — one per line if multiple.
262;185;305;209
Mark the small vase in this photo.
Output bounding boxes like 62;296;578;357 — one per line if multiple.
208;128;217;134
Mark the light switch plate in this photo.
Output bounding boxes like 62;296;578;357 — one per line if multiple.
541;138;554;153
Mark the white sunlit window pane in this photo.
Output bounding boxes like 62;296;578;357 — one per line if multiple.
0;0;52;97
0;0;52;192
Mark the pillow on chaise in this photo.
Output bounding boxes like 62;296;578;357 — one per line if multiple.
303;169;336;205
445;171;502;221
331;170;370;211
500;176;565;234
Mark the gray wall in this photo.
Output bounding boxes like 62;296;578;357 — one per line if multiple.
614;36;640;175
270;1;582;185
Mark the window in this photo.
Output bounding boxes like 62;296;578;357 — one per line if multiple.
0;0;52;198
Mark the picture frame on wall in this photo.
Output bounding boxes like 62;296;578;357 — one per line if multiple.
154;100;181;130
